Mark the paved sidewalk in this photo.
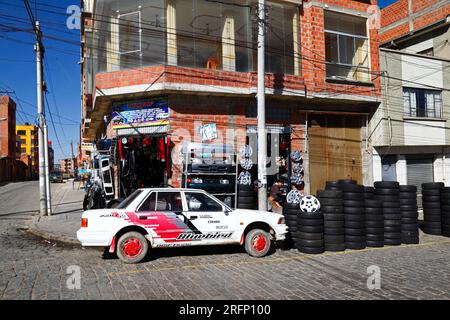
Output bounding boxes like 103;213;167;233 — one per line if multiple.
27;180;84;245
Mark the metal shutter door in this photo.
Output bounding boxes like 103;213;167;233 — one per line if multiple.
407;157;434;208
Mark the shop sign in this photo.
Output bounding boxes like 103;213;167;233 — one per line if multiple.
112;98;169;129
198;123;218;142
81;143;94;151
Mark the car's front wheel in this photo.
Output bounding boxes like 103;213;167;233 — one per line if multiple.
244;229;272;258
116;232;149;264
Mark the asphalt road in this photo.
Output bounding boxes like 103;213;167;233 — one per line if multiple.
1;181;450;300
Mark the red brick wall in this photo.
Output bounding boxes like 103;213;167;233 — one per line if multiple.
380;0;450;43
0;96;16;158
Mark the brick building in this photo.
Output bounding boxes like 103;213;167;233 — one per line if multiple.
0;96;16;158
16;124;39;178
371;0;450;203
81;0;382;197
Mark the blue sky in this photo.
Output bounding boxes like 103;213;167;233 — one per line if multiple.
0;0;80;162
0;0;397;162
378;0;397;8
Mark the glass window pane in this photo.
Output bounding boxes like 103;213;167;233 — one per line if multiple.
338;34;354;65
324;10;367;37
176;0;195;68
325;32;339;63
156;192;183;211
186;193;223;212
138;192;156;211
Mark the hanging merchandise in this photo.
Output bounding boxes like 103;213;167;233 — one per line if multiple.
299;195;321;213
238;171;252;185
287;189;302;204
292;162;304;174
291;150;303;163
240;145;253;158
240;158;253;171
290;174;304;185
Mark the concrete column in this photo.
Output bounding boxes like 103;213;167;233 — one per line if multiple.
396;154;407;185
372;148;382;182
434;154;444;183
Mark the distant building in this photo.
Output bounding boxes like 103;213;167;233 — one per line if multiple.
0;96;16;158
60;158;77;175
16;123;38;178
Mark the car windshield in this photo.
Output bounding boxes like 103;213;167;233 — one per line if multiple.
117;190;143;209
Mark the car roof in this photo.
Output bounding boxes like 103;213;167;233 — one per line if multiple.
137;188;207;192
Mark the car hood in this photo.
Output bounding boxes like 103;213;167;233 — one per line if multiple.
232;208;284;225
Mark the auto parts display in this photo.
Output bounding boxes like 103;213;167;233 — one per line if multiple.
239;145;253;158
299;195;321;213
238;171;252;185
240;158;253;171
286;189;302;204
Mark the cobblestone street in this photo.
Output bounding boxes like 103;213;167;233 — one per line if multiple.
1;181;449;300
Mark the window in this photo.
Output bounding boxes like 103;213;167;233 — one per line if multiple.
418;47;434;56
117;190;143;209
17;130;26;135
403;88;442;118
324;11;369;82
185;192;223;212
138;192;156;212
155;192;183;211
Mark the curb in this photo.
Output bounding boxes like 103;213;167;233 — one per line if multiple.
25;216;81;246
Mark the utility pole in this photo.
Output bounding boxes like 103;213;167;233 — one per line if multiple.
257;0;268;211
44;122;52;215
34;21;48;216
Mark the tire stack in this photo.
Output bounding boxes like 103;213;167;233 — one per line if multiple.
441;188;450;237
296;211;324;254
364;187;375;200
339;181;366;250
317;190;345;252
282;203;301;248
399;185;419;244
422;182;444;235
237;185;257;210
374;181;401;246
364;198;384;247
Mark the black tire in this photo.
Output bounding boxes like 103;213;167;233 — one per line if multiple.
344;214;365;221
384;220;402;227
441;205;450;212
366;241;384;248
323;227;345;235
364;200;382;208
424;221;442;228
238;185;256;192
384;213;401;220
319;198;343;206
366;221;384;228
325;243;346;252
298;218;323;226
366;214;384;221
296;239;324;248
343;192;364;200
324;220;345;228
321;206;344;214
422;189;441;196
345;235;366;242
422;203;441;209
297;246;325;254
422;182;444;190
345;221;365;228
366;234;384;241
401;237;419;245
364;186;375;193
399;193;417;199
366;227;384;234
402;224;419;231
374;195;399;202
401;230;419;237
296;232;324;240
422;208;441;215
384;226;401;233
339;184;364;193
441;199;450;205
384;232;401;239
399;199;417;206
399;185;417;193
343;207;364;215
238;196;256;204
423;228;442;235
365;208;383;215
337;179;357;185
244;229;272;258
381;202;401;209
345;242;366;250
345;228;366;236
116;231;149;264
238;203;256;210
422;196;440;202
374;188;400;196
343;200;365;207
424;215;442;222
401;218;418;224
323;213;345;221
324;235;345;244
298;225;324;233
401;211;418;218
400;205;418;211
384;238;401;246
238;190;256;197
317;190;343;198
374;181;399;189
283;209;302;216
283;203;301;210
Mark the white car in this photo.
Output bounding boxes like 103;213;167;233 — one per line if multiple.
77;188;288;263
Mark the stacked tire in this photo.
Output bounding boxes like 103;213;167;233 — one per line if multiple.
237;185;257;209
364;198;384;247
422;182;444;235
374;181;401;246
399;185;419;244
339;182;366;250
364;187;375;200
441;188;450;237
282;203;301;248
296;211;324;254
317;190;345;252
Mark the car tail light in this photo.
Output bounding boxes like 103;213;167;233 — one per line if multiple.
278;217;285;224
81;218;88;228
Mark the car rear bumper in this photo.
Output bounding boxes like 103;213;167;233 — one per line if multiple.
77;228;111;247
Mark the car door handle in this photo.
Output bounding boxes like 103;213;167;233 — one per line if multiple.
190;215;198;220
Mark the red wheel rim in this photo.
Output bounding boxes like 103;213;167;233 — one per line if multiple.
121;238;143;258
252;234;267;252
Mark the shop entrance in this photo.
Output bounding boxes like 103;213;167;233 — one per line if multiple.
117;134;171;198
308;114;363;195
